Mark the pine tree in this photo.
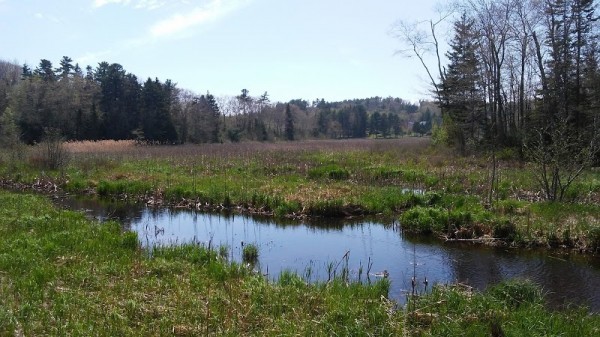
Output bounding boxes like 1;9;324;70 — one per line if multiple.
34;59;55;82
439;13;484;153
284;103;294;141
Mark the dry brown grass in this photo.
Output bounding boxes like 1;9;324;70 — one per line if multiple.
65;140;138;153
65;138;433;160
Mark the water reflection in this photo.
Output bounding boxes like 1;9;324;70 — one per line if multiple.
56;195;600;311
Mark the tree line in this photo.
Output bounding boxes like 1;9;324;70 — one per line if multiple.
396;0;599;153
395;0;599;200
0;57;435;145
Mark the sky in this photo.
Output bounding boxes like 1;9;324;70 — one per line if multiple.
0;0;446;103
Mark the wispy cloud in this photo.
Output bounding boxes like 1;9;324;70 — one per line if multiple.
76;50;113;66
135;0;168;10
149;0;249;38
34;12;61;23
93;0;130;8
93;0;168;10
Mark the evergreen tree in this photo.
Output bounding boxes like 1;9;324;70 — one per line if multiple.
34;59;55;82
21;64;32;80
284;103;294;141
206;92;221;143
140;78;177;143
57;56;74;80
439;13;484;153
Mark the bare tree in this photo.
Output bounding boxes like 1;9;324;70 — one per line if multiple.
524;116;599;201
390;6;455;101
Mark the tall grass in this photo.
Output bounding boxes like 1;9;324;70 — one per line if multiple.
1;137;599;251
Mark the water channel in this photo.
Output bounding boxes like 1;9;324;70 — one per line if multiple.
56;195;600;311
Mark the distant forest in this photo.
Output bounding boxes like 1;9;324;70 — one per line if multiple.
0;58;438;145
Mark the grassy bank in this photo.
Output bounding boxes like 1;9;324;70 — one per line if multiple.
0;190;396;335
1;138;599;251
0;190;599;335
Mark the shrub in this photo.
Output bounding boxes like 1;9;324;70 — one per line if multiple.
39;128;70;170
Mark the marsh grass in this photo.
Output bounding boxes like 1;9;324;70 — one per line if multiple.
0;191;402;335
242;243;259;263
0;190;597;335
2;137;599;250
406;279;599;336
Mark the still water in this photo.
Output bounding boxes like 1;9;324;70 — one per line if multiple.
57;196;600;311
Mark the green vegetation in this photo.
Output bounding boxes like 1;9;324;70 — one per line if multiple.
0;190;396;335
1;138;599;252
0;190;598;335
407;280;599;336
242;243;259;263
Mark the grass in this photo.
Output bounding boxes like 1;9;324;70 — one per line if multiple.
1;138;599;251
242;243;259;263
406;280;600;336
0;190;598;335
0;190;398;335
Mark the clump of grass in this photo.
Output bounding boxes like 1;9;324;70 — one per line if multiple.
588;227;600;252
308;164;350;180
307;199;347;217
492;219;517;240
407;280;598;336
400;206;448;235
218;245;229;260
242;243;259;263
121;231;139;251
488;279;544;308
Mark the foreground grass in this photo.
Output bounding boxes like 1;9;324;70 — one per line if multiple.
0;191;397;335
1;138;599;251
0;190;598;336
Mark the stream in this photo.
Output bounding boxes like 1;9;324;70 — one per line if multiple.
56;195;600;311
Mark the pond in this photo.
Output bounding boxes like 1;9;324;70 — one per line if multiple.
56;195;600;311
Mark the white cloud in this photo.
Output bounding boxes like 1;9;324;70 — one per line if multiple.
93;0;171;10
76;50;113;66
135;0;167;10
93;0;130;8
150;0;249;38
34;12;61;23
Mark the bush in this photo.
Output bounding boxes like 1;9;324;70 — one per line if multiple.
39;128;70;170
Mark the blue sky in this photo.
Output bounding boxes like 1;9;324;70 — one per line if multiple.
0;0;443;103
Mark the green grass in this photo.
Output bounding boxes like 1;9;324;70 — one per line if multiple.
242;243;259;263
0;190;399;335
407;280;600;336
0;190;598;335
